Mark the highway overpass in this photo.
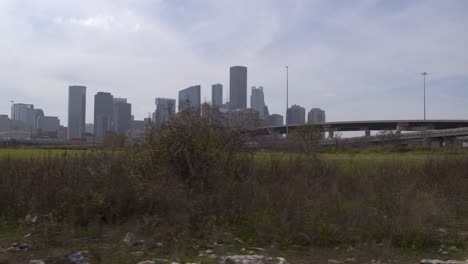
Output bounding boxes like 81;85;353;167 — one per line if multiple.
260;120;468;136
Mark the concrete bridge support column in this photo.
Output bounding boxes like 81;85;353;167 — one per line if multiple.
430;139;443;149
443;137;461;148
328;130;335;139
365;130;371;137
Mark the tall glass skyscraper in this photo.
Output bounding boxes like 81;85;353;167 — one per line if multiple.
250;86;266;119
179;85;201;112
94;92;114;140
211;84;223;107
229;66;247;110
68;85;87;139
154;98;176;125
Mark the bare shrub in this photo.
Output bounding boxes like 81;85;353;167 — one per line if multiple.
0;115;467;250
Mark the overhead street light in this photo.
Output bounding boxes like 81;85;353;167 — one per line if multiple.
421;72;428;120
286;66;289;135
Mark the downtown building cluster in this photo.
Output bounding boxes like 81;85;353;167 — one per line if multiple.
0;65;326;140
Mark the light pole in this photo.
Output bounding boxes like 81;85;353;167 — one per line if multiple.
286;66;289;135
421;72;428;120
10;101;14;119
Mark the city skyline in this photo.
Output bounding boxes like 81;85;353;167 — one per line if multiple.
1;1;467;123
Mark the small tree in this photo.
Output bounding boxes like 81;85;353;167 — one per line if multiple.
103;132;127;149
287;124;324;155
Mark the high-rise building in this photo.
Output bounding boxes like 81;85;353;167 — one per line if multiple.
287;104;306;125
113;99;132;133
154;98;176;125
212;84;223;107
308;108;326;124
229;66;247;110
250;86;266;119
37;116;60;137
94;92;114;140
33;109;44;129
266;114;284;126
11;103;35;131
0;115;10;132
68;85;87;139
179;85;201;112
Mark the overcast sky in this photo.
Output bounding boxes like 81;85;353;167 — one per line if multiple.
1;0;467;124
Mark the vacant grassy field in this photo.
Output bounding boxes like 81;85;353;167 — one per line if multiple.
0;111;467;263
0;148;91;160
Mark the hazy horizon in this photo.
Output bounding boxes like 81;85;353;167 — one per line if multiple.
1;0;467;124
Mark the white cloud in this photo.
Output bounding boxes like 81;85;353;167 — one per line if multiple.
0;0;467;124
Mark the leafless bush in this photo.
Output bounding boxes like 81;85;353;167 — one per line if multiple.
0;115;467;249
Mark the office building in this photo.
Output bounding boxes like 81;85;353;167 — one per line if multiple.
154;98;176;125
94;92;114;140
212;84;223;107
266;114;284;126
308;108;326;124
37;116;60;137
287;104;306;125
33;109;44;129
250;86;266;119
229;66;247;110
0;115;9;132
85;123;94;135
58;126;68;140
113;99;132;133
11;103;35;131
68;85;87;139
179;85;201;112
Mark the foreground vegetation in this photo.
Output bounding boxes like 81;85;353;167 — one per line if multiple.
0;111;467;262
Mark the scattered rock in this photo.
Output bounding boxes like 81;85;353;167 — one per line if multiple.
219;255;288;264
437;228;449;237
420;260;468;264
5;246;19;252
29;260;45;264
19;243;30;251
25;214;38;224
131;251;145;258
123;232;137;246
67;251;89;264
328;260;343;264
344;258;356;263
345;246;354;252
137;261;156;264
448;246;459;252
154;259;170;264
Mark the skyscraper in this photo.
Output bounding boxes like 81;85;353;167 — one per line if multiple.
154;98;176;125
211;84;223;107
33;109;44;130
68;85;87;139
94;92;114;140
266;114;284;126
287;104;306;125
250;86;266;119
37;116;60;137
179;85;201;112
229;66;247;110
308;108;326;124
11;103;35;131
113;99;132;133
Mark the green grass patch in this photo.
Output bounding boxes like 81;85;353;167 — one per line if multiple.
0;148;90;160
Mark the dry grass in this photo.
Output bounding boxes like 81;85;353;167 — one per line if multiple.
0;112;467;252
